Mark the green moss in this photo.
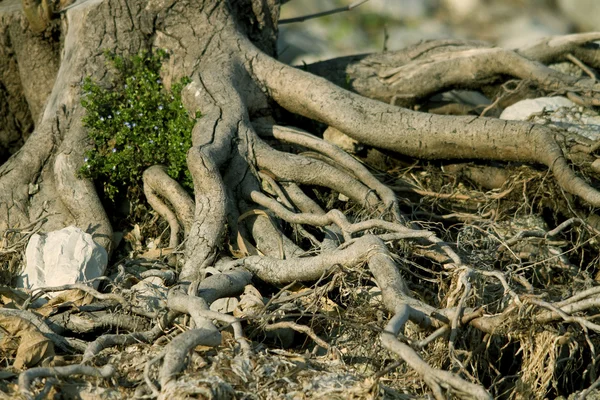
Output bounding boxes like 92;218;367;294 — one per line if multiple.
79;50;200;202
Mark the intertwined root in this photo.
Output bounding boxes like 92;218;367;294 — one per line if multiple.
4;0;600;395
138;33;600;398
133;117;600;398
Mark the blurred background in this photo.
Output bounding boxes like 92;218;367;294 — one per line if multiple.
278;0;598;65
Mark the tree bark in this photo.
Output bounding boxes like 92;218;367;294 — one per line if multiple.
3;0;600;398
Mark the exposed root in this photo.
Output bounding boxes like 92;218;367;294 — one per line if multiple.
251;48;600;207
5;1;600;396
263;321;330;350
142;165;194;248
82;313;174;362
0;307;80;353
19;364;115;400
254;123;402;220
180;145;228;282
382;307;492;400
252;132;381;209
305;33;600;106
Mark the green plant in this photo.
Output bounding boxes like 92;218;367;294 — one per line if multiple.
80;50;199;201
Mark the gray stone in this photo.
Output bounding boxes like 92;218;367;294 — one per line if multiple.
549;62;583;78
497;15;567;49
557;0;600;32
362;0;435;21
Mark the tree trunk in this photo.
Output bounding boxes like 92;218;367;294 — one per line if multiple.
3;0;600;398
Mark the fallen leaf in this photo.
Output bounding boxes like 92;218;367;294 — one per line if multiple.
35;289;95;317
139;247;173;259
0;314;55;369
234;285;265;318
0;286;29;308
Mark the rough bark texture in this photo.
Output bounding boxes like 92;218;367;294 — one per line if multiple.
3;0;600;398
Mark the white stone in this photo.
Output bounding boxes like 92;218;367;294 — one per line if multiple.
499;97;576;121
17;226;108;294
582;116;600;126
500;96;600;141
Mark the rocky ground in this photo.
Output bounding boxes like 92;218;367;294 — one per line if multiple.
278;0;596;65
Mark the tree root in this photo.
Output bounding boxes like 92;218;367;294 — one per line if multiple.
0;307;80;353
19;364;115;400
82;311;176;362
252;132;382;209
5;0;600;397
235;231;491;398
305;33;600;107
139;268;253;395
382;307;491;400
254;123;402;220
251;48;600;207
50;309;151;334
143;165;194;248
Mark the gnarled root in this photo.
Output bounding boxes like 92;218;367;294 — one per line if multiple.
142;165;194;248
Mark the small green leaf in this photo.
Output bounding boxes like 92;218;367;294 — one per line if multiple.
80;50;199;203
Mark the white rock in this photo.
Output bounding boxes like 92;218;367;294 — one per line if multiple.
499;97;576;121
17;226;108;294
583;115;600;125
500;96;600;141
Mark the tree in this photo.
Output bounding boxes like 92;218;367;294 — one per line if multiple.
2;0;600;398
